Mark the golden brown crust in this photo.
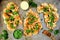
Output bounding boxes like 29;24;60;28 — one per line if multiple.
7;24;16;31
2;2;22;31
7;2;18;11
37;3;59;29
24;9;42;36
37;3;57;13
44;12;59;29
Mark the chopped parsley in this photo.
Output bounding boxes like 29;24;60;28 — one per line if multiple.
49;12;54;22
10;23;15;28
10;4;15;9
30;29;34;33
28;14;37;24
28;19;34;24
43;7;49;12
26;29;34;34
35;23;39;30
26;29;31;34
48;22;53;27
6;10;10;13
13;11;18;15
15;20;19;26
10;16;14;21
48;12;55;27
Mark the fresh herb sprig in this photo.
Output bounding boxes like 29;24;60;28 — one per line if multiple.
28;0;37;7
0;30;8;40
48;29;60;35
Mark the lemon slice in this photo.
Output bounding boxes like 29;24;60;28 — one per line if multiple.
20;1;29;10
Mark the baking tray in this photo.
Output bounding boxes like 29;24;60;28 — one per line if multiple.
0;0;60;40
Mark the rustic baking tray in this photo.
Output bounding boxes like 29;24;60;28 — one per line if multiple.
0;0;60;40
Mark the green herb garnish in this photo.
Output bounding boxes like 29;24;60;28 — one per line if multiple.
10;4;15;9
28;14;37;24
28;20;34;24
28;0;37;7
10;23;15;28
35;23;39;30
13;29;23;39
10;16;14;21
43;7;49;12
6;10;10;13
2;30;8;39
48;12;55;27
15;20;19;26
48;22;53;27
0;30;8;40
49;12;54;22
50;15;54;22
26;29;31;34
31;29;34;33
13;11;18;15
48;29;53;32
29;14;37;20
50;7;55;11
54;30;59;35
